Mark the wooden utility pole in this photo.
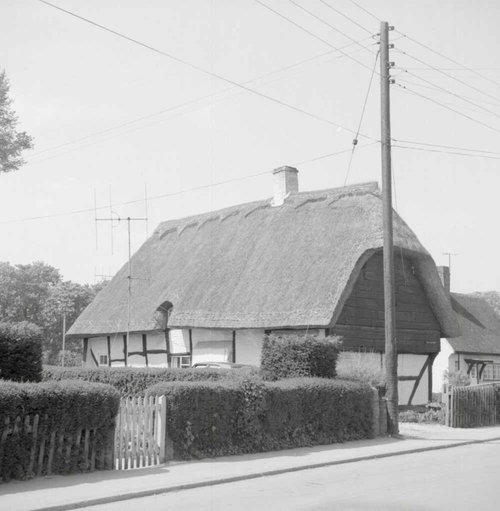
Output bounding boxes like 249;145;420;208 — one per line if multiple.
380;21;398;434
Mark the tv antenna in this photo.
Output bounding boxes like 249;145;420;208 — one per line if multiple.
94;186;149;366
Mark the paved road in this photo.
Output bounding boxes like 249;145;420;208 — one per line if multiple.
80;441;500;511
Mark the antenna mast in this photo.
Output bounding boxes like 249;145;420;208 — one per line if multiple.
94;189;148;366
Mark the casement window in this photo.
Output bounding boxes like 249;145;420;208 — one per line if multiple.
170;355;191;369
99;355;108;366
483;363;500;381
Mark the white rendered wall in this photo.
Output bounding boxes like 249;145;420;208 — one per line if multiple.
147;331;168;367
108;333;124;364
191;328;233;364
235;329;265;366
432;339;454;392
86;337;107;367
343;351;430;405
127;333;144;367
169;329;190;353
398;354;429;405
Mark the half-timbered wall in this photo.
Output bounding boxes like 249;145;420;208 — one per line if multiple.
332;251;441;354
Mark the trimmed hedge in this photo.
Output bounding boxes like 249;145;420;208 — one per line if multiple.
260;334;342;380
0;380;120;481
0;322;43;382
42;366;257;397
146;377;373;459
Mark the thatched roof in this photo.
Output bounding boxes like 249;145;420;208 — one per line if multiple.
447;293;500;354
67;181;459;338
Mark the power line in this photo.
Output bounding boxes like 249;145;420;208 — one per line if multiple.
254;0;376;74
394;83;500;135
286;0;376;57
344;51;380;185
395;43;500;105
318;0;373;35
391;139;500;156
346;0;381;22
396;76;500;109
393;144;500;160
396;31;500;91
29;36;373;161
395;65;500;120
38;0;374;140
0;144;374;225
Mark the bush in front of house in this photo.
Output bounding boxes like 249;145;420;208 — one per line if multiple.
0;380;120;481
336;351;386;390
399;403;445;425
42;365;258;397
260;333;342;380
443;369;471;387
146;377;373;460
0;322;43;382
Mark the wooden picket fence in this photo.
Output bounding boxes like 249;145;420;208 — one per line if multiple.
114;395;166;469
0;415;114;478
445;383;497;428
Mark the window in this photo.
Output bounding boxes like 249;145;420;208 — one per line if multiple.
99;355;108;366
483;363;500;381
170;355;191;368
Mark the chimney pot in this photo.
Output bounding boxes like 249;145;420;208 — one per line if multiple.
272;166;299;206
437;266;450;297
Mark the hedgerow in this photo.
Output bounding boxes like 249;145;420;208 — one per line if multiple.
146;377;372;459
0;322;43;382
42;366;258;397
0;380;119;481
260;334;342;380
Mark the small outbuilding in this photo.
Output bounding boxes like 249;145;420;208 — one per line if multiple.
433;271;500;390
68;166;459;404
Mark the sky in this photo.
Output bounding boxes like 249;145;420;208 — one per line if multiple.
1;0;500;293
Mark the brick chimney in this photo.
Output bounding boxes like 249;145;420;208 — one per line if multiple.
437;266;450;297
272;166;299;206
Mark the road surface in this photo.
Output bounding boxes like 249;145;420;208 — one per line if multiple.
79;440;500;510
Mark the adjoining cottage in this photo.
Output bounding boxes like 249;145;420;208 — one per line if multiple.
433;268;500;390
67;166;459;405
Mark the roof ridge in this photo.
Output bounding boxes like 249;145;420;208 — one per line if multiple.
155;181;380;233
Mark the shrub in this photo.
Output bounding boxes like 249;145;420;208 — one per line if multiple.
42;365;257;397
0;322;43;382
444;370;471;387
146;377;372;460
399;403;445;425
336;351;386;389
260;334;342;380
0;380;119;481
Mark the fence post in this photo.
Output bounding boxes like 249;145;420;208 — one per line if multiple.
370;388;380;437
156;396;167;463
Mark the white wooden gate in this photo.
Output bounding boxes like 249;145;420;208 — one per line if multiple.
114;395;166;469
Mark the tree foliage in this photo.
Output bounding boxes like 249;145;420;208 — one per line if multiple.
473;291;500;317
0;70;33;173
0;261;106;364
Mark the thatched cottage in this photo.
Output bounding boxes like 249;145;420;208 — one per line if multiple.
433;272;500;390
68;166;459;405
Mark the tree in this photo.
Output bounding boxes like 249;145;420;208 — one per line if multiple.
0;261;106;364
0;70;33;172
474;291;500;317
42;279;107;363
